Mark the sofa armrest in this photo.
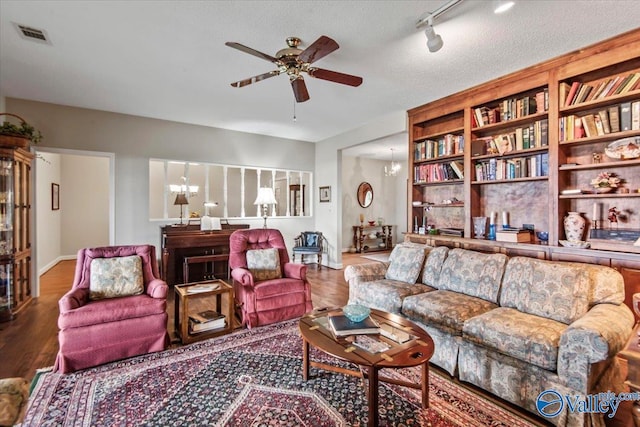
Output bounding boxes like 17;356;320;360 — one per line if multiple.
58;288;89;312
284;262;307;280
146;279;168;299
231;267;255;287
344;262;389;284
558;303;634;391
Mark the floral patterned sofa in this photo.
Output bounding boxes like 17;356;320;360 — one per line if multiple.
344;244;635;427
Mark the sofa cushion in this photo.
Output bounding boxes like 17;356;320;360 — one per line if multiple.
462;307;567;371
421;246;449;287
246;248;282;281
402;290;497;335
89;255;144;300
436;248;507;303
384;245;426;284
500;257;590;325
352;279;434;314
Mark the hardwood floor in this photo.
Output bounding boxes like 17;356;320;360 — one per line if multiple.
0;253;369;382
0;252;632;426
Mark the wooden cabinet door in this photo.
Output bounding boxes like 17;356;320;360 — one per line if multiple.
611;259;640;322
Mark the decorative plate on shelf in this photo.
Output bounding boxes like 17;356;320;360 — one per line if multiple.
604;137;640;160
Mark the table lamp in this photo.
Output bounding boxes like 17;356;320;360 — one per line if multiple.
254;187;277;228
174;193;189;225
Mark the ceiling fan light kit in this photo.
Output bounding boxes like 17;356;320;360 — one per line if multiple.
226;35;363;103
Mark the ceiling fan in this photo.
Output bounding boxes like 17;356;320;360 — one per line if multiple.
225;35;363;103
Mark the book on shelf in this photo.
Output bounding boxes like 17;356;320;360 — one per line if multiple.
619;72;640;94
190;309;225;324
564;81;581;106
598;76;621;99
633;101;640;130
581;114;598;138
621;102;632;131
189;318;226;333
597;110;611;134
495;229;531;243
609;105;620;133
594;115;605;136
449;161;464;179
328;314;380;337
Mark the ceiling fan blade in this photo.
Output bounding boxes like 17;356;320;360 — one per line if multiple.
309;68;363;87
291;77;310;103
225;42;280;64
230;70;280;88
298;35;339;64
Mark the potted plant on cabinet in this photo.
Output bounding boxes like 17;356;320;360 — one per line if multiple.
0;113;43;149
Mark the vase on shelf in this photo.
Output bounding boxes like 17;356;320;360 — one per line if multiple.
564;212;586;242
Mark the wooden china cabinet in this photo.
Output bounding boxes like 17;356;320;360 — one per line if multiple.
0;138;34;322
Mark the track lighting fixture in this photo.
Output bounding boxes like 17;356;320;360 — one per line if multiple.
415;0;463;53
424;21;444;53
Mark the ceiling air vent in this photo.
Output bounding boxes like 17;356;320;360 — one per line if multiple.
12;23;51;45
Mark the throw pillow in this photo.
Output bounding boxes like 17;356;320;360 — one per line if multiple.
384;245;426;284
246;248;282;281
89;255;144;300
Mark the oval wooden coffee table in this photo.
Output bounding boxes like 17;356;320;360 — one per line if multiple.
299;307;435;427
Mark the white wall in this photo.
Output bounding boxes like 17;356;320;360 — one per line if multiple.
341;156;407;250
315;110;408;268
35;152;62;273
60;154;110;255
8;98;315;269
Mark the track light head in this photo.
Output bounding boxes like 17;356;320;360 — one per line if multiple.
424;24;443;53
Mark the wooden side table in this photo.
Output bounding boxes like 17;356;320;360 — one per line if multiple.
174;279;235;344
619;322;640;427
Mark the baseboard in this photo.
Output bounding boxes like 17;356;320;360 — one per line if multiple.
38;255;76;276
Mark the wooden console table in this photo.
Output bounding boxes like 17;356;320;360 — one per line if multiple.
353;225;393;253
160;224;249;286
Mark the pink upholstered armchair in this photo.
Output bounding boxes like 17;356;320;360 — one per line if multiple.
54;245;169;373
229;228;313;328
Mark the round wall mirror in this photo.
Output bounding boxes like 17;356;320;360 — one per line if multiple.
357;182;373;208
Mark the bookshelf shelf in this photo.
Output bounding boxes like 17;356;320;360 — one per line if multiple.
471;146;548;161
471;111;548;134
414;179;464;186
413;126;465;143
471;176;548;185
559;159;640;171
559;89;640;114
559;193;640;199
559;129;640;146
414;154;464;164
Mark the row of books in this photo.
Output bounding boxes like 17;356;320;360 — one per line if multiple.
414;134;464;161
471;119;548;156
561;72;640;107
472;89;548;128
327;314;412;343
559;101;640;141
474;153;548;182
188;309;226;333
413;161;464;184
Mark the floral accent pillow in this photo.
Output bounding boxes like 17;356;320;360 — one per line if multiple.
89;255;144;300
385;245;426;284
246;248;282;281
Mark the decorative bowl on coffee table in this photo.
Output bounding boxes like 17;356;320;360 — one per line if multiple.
342;304;370;322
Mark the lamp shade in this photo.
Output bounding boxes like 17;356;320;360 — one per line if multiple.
174;193;189;206
254;187;277;205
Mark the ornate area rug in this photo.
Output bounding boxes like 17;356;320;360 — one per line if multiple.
22;320;541;426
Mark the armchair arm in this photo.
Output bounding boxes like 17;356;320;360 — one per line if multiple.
58;288;90;312
344;262;389;285
284;262;307;280
231;267;255;287
146;278;168;299
558;303;634;392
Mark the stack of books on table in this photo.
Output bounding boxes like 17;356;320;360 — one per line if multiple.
495;228;531;243
327;314;380;337
189;310;226;333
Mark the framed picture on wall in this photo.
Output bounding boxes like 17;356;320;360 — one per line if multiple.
52;183;60;210
319;186;331;203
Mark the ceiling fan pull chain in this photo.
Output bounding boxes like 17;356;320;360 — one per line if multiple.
293;100;297;122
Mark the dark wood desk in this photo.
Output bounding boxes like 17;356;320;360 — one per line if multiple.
160;224;249;286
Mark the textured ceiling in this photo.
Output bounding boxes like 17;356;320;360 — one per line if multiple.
1;1;640;161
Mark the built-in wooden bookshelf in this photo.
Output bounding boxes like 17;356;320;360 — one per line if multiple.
407;28;640;314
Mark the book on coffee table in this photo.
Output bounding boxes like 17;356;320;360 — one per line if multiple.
328;314;380;337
